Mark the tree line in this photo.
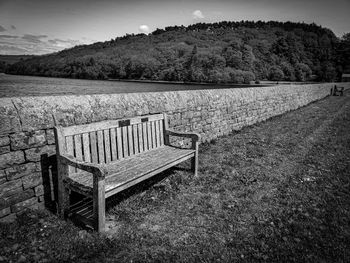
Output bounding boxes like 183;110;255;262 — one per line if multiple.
5;21;350;83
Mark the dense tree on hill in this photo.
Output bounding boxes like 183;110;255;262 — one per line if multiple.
337;33;350;75
6;21;348;83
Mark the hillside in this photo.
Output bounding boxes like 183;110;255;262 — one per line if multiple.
0;55;36;73
6;21;347;83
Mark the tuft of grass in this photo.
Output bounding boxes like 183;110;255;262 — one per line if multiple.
1;92;350;262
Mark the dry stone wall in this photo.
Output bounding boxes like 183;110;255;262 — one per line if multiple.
0;82;349;222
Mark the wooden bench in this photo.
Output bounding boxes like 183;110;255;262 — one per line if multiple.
331;85;344;96
54;113;200;232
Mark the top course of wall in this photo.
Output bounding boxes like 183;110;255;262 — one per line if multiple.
1;83;348;136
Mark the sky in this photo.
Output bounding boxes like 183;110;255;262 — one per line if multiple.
0;0;349;55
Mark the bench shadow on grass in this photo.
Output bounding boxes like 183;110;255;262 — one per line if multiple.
40;153;58;214
39;151;190;230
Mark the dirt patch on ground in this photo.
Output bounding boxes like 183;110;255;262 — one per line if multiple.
1;91;350;262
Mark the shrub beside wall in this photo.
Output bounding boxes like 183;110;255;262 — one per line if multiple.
0;83;349;222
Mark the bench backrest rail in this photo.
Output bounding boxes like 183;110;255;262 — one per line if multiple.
55;114;165;173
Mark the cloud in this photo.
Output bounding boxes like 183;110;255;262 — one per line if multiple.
0;34;83;55
139;25;150;34
48;38;81;48
22;34;48;43
11;25;16;30
0;25;6;32
193;10;204;19
0;35;19;39
0;45;28;53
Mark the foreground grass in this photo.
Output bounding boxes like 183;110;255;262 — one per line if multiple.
1;92;350;262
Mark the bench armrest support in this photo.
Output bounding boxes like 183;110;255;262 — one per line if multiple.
165;129;200;142
59;154;107;179
165;129;200;150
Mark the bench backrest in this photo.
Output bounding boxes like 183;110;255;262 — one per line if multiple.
55;114;166;168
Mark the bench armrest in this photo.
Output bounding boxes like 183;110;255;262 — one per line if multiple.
165;129;200;142
59;154;107;179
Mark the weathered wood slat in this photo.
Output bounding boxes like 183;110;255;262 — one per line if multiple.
127;125;134;156
90;131;98;163
155;120;161;147
67;146;195;195
69;199;93;216
133;125;139;154
146;122;152;150
138;123;144;153
122;126;128;158
106;150;194;191
65;136;75;173
69;197;92;211
151;121;156;148
104;129;111;164
110;128;117;161
106;154;194;197
159;120;164;146
68;146;192;188
74;134;83;161
116;127;123;160
82;133;91;162
63;113;164;136
97;130;105;164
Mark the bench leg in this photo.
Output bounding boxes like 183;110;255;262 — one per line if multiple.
191;155;198;177
191;141;199;177
93;176;105;232
57;164;70;218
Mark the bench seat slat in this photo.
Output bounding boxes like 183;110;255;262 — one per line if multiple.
66;146;195;197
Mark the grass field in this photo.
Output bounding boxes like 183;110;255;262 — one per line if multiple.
1;91;349;263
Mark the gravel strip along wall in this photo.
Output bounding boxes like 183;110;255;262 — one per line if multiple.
0;82;349;222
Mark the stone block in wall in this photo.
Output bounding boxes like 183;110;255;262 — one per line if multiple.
22;172;42;189
0;99;21;136
11;196;38;213
0;136;10;147
0;197;6;210
0;207;11;218
5;162;38;181
11;98;55;131
34;185;44;196
0;170;6;184
0;151;25;169
24;145;56;162
10;130;47;150
46;129;55;144
0;146;10;154
3;189;34;207
0;179;22;198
